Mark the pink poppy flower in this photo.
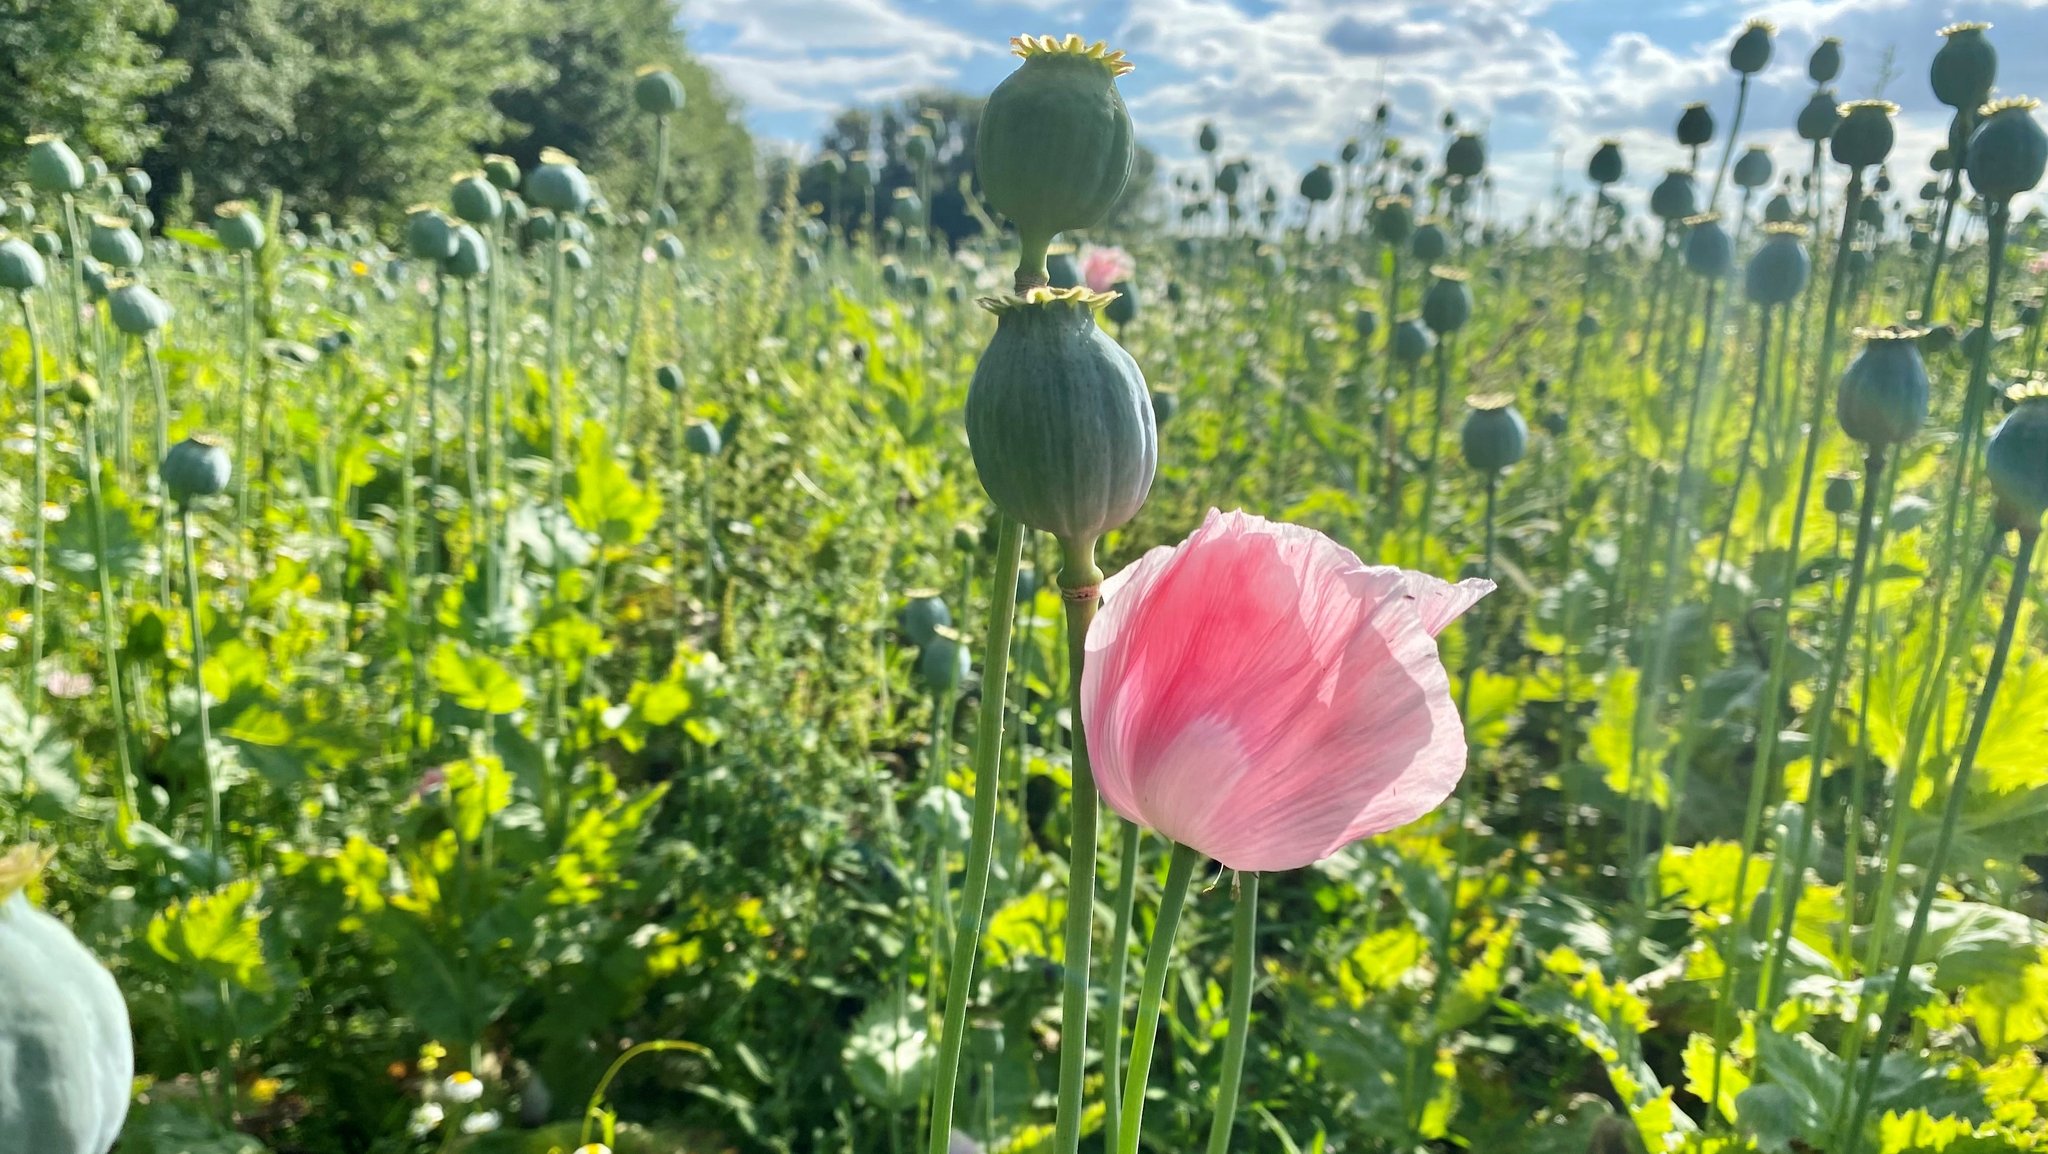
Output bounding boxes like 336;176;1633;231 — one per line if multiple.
1078;245;1135;293
1081;510;1492;872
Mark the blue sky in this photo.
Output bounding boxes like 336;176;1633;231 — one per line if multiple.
680;0;2048;216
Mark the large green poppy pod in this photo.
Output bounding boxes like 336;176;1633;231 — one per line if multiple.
1392;316;1436;363
633;65;686;115
1197;122;1218;153
105;278;170;336
1045;248;1081;288
1733;146;1774;189
1445;131;1486;179
684;418;722;457
525;148;593;215
976;35;1135;276
25;135;84;194
1729;19;1773;75
405;206;459;262
1746;222;1811;306
1837;325;1931;446
1796;89;1840;142
654;363;684;395
449;172;502;226
1824;471;1857;515
214;201;266;253
1764;190;1796;223
86;215;142;270
1676;102;1715;148
1300;163;1335;203
656;232;686;262
1987;379;2048;521
483;153;522;192
1411;220;1448;263
1931;22;1996;113
0;234;45;291
1587;140;1624;185
122;167;151;200
1649;169;1699;222
1966;98;2048;202
965;287;1154;546
1809;37;1842;83
900;590;952;646
1682;214;1734;279
891;188;924;227
1104;281;1137;328
1460;392;1528;472
1832;101;1897;169
160;433;232;502
1421;266;1472;334
917;627;971;693
443;225;490;280
1371;195;1414;244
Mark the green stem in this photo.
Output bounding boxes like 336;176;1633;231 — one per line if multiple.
22;294;47;716
1117;841;1203;1154
615;114;671;455
1101;817;1142;1153
1204;871;1260;1154
180;504;222;862
1052;535;1104;1154
80;406;139;827
1415;337;1453;560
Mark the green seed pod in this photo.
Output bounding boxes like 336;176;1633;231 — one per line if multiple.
1577;311;1601;338
1733;146;1773;189
1810;37;1842;83
1986;379;2048;521
105;279;170;336
0;234;48;291
1352;307;1379;344
1197;122;1218;154
525;148;592;215
122;168;151;200
1837;325;1931;446
25;135;84;194
80;258;108;301
1764;191;1796;223
1797;90;1841;142
1682;214;1734;279
1445;131;1485;179
484;153;522;192
965;287;1155;546
1832;101;1897;169
214;202;266;253
1393;317;1436;363
906;131;934;166
562;243;593;273
1931;22;1996;113
523;211;557;246
1966;97;2047;202
1150;388;1178;425
406;206;458;262
1729;19;1774;75
443;225;490;280
1214;162;1242;199
1824;471;1857;515
1676;102;1714;149
901;590;952;645
655;363;684;394
1587;140;1624;185
1858;197;1885;227
1372;195;1415;244
86;215;142;270
1421;267;1472;335
684;419;722;457
1104;281;1136;328
1045;249;1081;289
1340;139;1361;164
1460;393;1528;472
1300;163;1335;203
656;233;686;262
1649;170;1698;222
918;627;971;693
449;173;502;225
1746;222;1811;306
160;432;232;502
975;35;1135;275
65;371;100;408
633;65;686;115
881;259;904;289
1411;221;1448;264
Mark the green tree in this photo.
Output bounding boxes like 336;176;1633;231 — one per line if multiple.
0;0;182;165
138;0;314;213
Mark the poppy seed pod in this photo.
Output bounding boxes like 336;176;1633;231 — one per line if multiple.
1300;163;1335;203
525;148;592;215
1392;317;1436;363
1045;249;1080;289
443;225;490;280
1676;102;1715;148
1198;122;1218;153
1445;131;1485;179
1150;388;1178;425
1683;214;1734;279
633;65;685;115
1372;195;1414;244
918;627;972;693
1104;281;1137;328
1215;162;1242;199
1764;191;1796;223
1810;37;1842;83
1650;170;1699;222
1341;139;1361;164
160;433;232;503
1411;221;1448;264
406;206;458;262
654;363;684;395
25;135;84;194
1733;146;1774;189
901;590;952;646
449;173;502;226
1832;101;1897;169
86;216;142;270
684;419;722;457
1729;19;1773;75
1824;472;1857;515
123;167;151;200
482;154;521;193
1931;23;1996;113
1986;379;2048;522
905;131;934;166
1837;325;1931;446
965;287;1155;546
1587;140;1624;185
976;35;1135;277
562;243;593;273
214;202;265;253
0;235;45;291
1352;307;1379;344
1421;267;1472;335
1577;311;1601;338
1797;90;1841;142
1460;393;1528;472
1965;98;2047;203
106;279;171;336
1746;223;1811;306
656;233;685;262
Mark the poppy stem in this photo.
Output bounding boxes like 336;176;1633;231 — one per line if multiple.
1118;841;1203;1154
1052;534;1104;1154
1101;817;1142;1153
1205;871;1260;1154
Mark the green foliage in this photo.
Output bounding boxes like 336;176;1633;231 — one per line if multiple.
0;0;180;163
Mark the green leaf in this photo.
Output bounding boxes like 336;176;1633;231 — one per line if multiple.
429;640;526;714
567;420;661;548
146;878;274;993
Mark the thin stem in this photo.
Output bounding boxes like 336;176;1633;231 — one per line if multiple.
80;406;138;826
1117;841;1203;1154
1101;817;1142;1153
1205;871;1260;1154
1052;535;1104;1154
180;504;221;861
22;294;47;715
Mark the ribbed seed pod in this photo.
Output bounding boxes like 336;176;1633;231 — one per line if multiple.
1965;97;2047;202
1832;101;1897;169
1809;37;1842;83
1745;223;1811;306
633;65;686;115
1445;131;1486;179
1460;393;1528;472
1931;22;1996;113
1733;146;1774;189
450;173;503;226
443;225;490;280
105;279;171;336
86;216;142;270
1682;214;1734;279
161;433;232;502
1588;140;1624;185
1729;19;1774;75
1650;169;1699;222
1676;102;1715;148
25;135;84;194
215;202;266;253
1986;378;2048;522
1797;90;1841;142
1421;267;1472;335
525;148;593;215
1837;326;1931;446
1411;221;1448;264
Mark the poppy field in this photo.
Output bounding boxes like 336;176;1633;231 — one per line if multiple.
3;12;2048;1154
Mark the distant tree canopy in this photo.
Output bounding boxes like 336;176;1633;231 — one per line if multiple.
0;0;756;230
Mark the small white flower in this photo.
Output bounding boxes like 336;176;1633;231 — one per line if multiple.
461;1110;502;1135
441;1071;485;1103
408;1102;445;1136
573;1145;612;1154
